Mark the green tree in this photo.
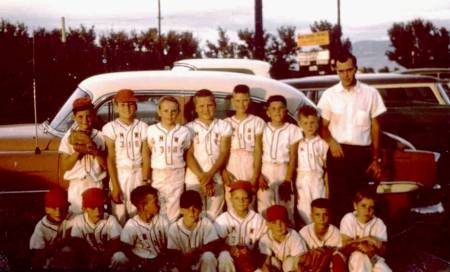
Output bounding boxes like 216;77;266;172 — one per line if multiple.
386;18;450;68
205;27;238;58
162;30;200;68
267;26;297;79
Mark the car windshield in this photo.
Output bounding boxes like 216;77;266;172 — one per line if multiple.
49;88;90;133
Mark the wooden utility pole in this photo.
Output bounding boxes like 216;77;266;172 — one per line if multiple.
255;0;264;60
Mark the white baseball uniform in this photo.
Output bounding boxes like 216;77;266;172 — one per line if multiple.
340;212;391;272
299;223;341;250
71;212;122;253
102;119;148;224
30;215;73;250
147;123;192;222
259;123;302;222
167;216;218;271
59;128;106;214
296;136;328;224
121;214;169;260
259;228;307;272
215;209;267;272
185;119;232;219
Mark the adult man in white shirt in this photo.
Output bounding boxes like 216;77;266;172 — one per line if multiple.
318;51;386;222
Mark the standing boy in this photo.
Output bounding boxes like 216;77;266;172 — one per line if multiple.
146;96;192;222
167;190;219;272
259;95;302;223
259;205;307;272
102;89;149;224
223;84;265;210
186;89;232;219
59;97;107;214
296;105;329;224
215;181;267;272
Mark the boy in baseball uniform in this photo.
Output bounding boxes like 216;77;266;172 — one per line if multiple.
30;188;74;270
339;189;391;272
186;89;232;219
167;190;220;272
259;205;307;272
258;95;302;224
121;185;171;270
146;96;192;222
215;181;267;272
102;89;150;224
223;84;265;211
71;188;127;270
59;97;107;214
296;105;329;224
298;198;341;271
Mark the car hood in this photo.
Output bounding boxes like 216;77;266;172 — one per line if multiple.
0;123;59;151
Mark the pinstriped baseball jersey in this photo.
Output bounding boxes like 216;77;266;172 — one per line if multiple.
299;223;342;250
259;228;307;261
215;210;267;250
102;119;148;168
297;136;328;173
167;216;218;254
225;114;265;152
59;128;107;181
29;216;73;250
340;212;387;242
186;119;232;171
121;214;169;259
71;213;122;253
147;123;192;169
262;123;302;164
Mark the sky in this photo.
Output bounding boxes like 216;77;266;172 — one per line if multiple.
1;0;450;44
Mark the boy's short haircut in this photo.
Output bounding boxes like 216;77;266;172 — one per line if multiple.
72;97;94;114
193;89;215;104
298;105;318;119
233;84;250;95
266;95;287;108
130;185;159;208
353;187;378;204
311;198;331;210
179;190;203;209
82;188;105;209
45;187;69;208
158;95;180;110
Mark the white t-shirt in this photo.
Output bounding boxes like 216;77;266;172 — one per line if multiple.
215;209;267;250
262;123;302;164
29;215;73;250
259;228;307;261
59;128;106;181
71;213;122;253
102;119;148;168
297;136;328;173
121;214;169;259
225;114;265;152
299;223;342;249
186;119;232;171
167;216;218;253
340;212;387;242
317;81;386;146
147;123;192;169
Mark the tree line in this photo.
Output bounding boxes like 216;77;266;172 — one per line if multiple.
0;18;448;125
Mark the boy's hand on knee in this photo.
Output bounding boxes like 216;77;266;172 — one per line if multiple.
111;188;123;204
258;175;269;190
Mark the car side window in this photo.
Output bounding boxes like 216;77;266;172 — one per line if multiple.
378;87;439;107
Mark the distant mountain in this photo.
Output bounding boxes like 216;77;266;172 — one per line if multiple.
352;40;403;71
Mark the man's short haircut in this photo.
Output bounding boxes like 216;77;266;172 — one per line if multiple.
130;185;159;208
159;95;180;110
233;84;250;95
193;89;215;104
353;187;378;204
298;105;318;119
311;198;331;210
180;190;203;209
336;50;357;68
266;95;287;108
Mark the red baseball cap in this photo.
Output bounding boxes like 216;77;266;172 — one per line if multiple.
114;89;137;103
45;187;69;208
82;188;105;208
229;180;253;193
266;205;289;223
72;97;93;112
